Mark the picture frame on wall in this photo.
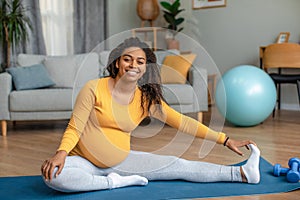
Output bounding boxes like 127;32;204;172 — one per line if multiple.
276;32;290;43
193;0;226;9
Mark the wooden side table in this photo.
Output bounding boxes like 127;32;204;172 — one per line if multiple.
208;74;217;106
259;46;266;69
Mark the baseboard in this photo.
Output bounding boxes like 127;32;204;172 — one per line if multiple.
281;103;300;111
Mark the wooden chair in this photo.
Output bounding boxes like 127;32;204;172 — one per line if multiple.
262;43;300;117
297;80;300;104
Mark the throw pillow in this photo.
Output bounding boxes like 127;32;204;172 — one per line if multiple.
160;54;196;84
43;57;77;88
6;64;55;91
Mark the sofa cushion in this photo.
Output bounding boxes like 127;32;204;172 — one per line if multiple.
17;53;100;89
17;54;46;66
161;54;196;84
43;57;77;88
9;88;73;112
98;51;110;77
6;64;55;91
99;50;111;66
162;84;194;105
154;49;180;65
72;53;100;92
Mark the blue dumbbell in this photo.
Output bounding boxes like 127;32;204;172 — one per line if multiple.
273;163;289;177
286;158;300;183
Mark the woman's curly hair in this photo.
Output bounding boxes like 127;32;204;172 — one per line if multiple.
105;37;165;115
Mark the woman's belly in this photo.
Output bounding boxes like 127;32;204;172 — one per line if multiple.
70;128;131;168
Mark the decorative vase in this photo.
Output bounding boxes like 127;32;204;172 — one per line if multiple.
167;39;180;50
136;0;160;27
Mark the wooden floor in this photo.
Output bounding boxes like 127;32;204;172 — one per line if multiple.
1;107;300;199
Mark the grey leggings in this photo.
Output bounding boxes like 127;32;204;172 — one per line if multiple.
43;151;242;192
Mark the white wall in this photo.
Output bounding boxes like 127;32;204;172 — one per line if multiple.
108;0;300;110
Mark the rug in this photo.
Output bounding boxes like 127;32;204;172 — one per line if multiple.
0;157;299;200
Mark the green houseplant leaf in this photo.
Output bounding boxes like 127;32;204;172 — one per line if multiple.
160;0;185;38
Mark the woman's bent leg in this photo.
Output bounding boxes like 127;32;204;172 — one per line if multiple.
42;156;147;192
42;156;112;192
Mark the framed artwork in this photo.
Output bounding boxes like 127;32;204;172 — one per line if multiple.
193;0;226;9
276;32;290;43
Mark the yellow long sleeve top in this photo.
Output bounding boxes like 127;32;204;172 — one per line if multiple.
57;77;227;168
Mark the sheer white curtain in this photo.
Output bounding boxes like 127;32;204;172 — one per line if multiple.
40;0;74;56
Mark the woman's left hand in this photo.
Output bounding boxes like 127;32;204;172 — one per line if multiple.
225;138;257;156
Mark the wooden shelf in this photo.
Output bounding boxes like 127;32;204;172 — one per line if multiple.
132;27;165;51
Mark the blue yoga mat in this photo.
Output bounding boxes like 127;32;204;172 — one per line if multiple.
0;157;299;200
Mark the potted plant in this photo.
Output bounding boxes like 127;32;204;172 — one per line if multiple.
0;0;31;69
160;0;184;49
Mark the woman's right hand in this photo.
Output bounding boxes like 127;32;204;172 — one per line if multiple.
41;150;68;181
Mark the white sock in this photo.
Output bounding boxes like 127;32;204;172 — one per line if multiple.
241;144;260;184
107;172;148;189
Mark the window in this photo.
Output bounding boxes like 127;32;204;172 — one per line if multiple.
40;0;74;56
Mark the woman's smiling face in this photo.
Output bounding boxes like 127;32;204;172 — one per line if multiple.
116;47;146;82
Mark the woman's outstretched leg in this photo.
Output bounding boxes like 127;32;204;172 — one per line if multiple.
112;144;260;184
42;156;148;192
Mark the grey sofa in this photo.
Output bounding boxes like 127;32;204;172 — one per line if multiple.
0;50;208;136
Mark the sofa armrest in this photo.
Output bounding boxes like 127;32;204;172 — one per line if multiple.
188;67;208;112
0;72;12;120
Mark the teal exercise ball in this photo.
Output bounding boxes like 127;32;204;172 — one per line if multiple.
215;65;276;126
